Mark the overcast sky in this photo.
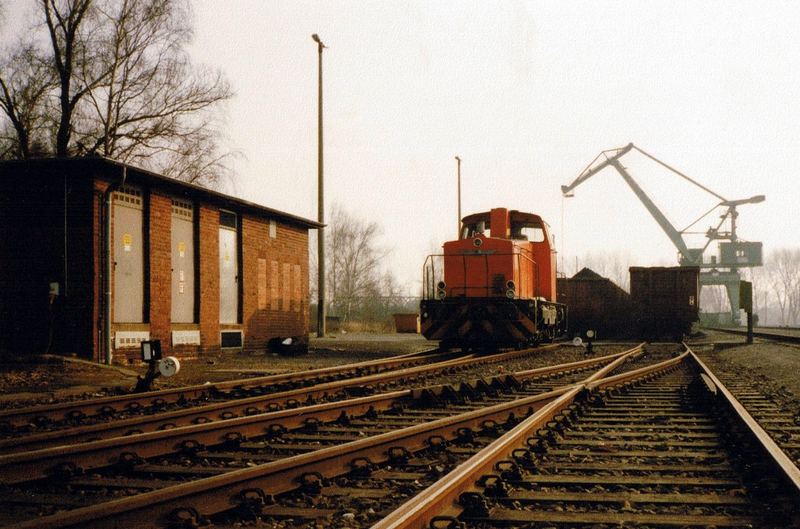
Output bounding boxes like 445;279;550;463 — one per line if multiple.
189;1;797;293
4;1;788;294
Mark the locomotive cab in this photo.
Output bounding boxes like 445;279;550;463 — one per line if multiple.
421;207;567;350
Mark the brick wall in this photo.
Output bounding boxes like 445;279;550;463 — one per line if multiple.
2;160;314;362
198;204;221;352
242;216;309;351
107;200;310;360
148;192;172;347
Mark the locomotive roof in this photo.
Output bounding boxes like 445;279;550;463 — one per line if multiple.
461;209;547;225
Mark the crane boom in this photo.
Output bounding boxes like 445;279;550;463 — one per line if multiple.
561;143;695;263
563;142;766;326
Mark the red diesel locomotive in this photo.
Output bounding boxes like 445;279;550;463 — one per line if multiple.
420;208;567;350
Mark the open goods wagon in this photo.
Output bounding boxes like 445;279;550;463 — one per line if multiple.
630;266;699;340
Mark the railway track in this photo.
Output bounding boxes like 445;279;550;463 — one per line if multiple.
0;348;446;433
0;344;602;452
375;347;800;529
706;326;800;345
0;349;637;483
4;342;796;528
0;346;641;528
693;354;800;470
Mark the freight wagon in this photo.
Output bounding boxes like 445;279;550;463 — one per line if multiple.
630;266;699;340
557;268;633;339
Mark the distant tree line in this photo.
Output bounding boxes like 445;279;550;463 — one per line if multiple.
0;0;232;187
309;204;417;331
738;248;800;327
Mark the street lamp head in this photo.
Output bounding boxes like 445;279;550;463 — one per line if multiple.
312;33;326;48
455;155;461;162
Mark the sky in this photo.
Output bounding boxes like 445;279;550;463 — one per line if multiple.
186;1;798;294
8;1;796;295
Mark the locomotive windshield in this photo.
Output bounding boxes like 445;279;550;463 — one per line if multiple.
461;220;489;239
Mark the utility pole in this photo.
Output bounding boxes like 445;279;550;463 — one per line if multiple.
312;33;326;338
455;156;461;238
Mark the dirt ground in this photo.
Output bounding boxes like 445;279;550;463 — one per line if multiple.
2;331;799;412
690;330;800;410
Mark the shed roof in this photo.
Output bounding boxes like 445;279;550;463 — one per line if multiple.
0;157;323;230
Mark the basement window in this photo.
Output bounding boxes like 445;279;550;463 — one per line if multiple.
220;330;243;349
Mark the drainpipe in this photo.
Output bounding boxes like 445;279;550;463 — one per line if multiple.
100;165;127;364
63;172;69;298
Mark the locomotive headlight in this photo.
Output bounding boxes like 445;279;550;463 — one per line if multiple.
506;280;515;291
437;281;446;290
505;288;515;299
505;280;516;299
437;288;447;299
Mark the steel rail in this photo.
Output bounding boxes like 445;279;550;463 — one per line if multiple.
0;348;444;427
0;344;562;452
371;352;689;529
0;390;406;485
705;326;800;345
0;347;640;481
5;389;570;529
688;347;800;492
513;343;643;381
3;348;640;529
585;351;688;390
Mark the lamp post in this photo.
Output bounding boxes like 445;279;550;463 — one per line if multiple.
455;156;461;238
312;33;326;338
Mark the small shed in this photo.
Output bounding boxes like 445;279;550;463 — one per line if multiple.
393;313;420;333
0;158;321;362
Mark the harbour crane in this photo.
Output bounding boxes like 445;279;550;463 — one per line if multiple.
561;143;764;324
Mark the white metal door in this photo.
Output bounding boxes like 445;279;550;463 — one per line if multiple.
171;199;194;322
219;213;238;324
113;186;144;323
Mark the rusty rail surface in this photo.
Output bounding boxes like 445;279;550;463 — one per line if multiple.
0;348;444;428
371;351;696;529
0;346;640;482
0;344;565;453
3;348;641;529
374;346;800;529
688;347;800;491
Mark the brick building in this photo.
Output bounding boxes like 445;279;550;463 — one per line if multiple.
0;158;320;362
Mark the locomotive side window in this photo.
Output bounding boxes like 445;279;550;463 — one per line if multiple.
512;222;544;242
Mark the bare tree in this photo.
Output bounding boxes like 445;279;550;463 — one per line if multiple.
74;0;232;184
699;284;729;316
765;248;800;326
0;44;53;158
0;0;233;186
740;265;768;325
307;204;408;328
327;204;386;323
41;0;94;157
